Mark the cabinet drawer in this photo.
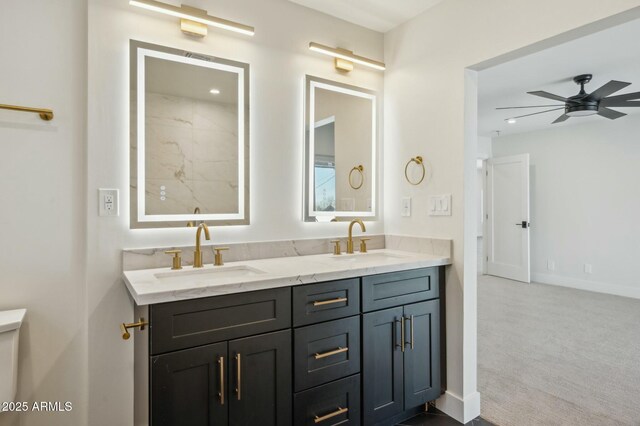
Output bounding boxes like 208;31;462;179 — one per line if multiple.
150;287;291;355
294;375;360;426
292;278;360;326
362;268;439;312
294;316;360;392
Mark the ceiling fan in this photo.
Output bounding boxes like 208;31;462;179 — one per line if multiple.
497;74;640;124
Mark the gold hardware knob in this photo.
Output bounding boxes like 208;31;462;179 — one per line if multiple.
330;240;342;255
359;238;371;253
120;318;148;340
164;250;182;270
214;247;229;266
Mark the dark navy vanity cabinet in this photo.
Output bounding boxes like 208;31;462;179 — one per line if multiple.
146;266;445;426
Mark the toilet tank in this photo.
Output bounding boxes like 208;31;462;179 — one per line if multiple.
0;309;26;404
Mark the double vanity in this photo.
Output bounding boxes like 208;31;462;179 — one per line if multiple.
123;228;450;426
124;33;448;426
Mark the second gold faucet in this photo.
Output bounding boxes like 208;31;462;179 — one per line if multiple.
193;223;210;268
346;219;367;254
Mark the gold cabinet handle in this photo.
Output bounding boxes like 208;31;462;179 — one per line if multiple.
120;318;148;340
313;297;347;307
400;317;405;352
410;315;414;350
235;353;241;401
314;407;348;423
218;356;225;405
314;346;348;360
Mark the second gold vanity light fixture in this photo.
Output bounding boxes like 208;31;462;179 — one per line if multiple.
309;42;386;72
129;0;255;38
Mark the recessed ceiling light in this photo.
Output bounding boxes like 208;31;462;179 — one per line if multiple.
209;89;221;95
506;118;517;124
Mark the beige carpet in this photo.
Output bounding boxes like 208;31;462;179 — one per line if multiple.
477;275;640;426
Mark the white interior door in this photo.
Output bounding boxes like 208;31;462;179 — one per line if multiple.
487;154;530;283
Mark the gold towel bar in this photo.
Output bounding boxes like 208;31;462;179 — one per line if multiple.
120;318;148;340
0;104;53;121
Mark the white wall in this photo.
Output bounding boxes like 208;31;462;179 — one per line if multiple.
0;1;87;425
86;1;383;424
384;0;640;422
492;115;640;299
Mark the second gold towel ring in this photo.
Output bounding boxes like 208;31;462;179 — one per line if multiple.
405;156;426;185
349;165;364;189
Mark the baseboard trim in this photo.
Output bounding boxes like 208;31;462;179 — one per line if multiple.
436;390;481;423
532;273;640;300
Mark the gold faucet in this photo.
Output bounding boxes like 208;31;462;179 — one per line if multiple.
346;219;366;254
193;223;210;268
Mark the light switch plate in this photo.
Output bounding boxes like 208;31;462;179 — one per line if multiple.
428;194;452;216
401;197;411;217
99;188;119;217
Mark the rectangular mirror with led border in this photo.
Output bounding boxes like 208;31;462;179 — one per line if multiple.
130;40;250;228
303;75;378;222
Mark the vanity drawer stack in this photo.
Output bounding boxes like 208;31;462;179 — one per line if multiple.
144;266;445;426
293;278;362;425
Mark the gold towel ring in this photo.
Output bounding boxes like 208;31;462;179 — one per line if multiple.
349;165;364;189
405;156;426;185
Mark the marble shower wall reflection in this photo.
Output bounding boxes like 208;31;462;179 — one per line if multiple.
142;92;238;215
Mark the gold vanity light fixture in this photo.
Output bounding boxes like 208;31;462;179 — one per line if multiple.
308;42;385;72
129;0;255;37
0;104;53;121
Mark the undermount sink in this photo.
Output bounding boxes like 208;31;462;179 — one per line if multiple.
154;265;267;284
329;252;410;262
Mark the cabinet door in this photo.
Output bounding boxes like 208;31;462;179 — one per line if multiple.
151;341;227;426
228;330;292;426
362;307;404;424
403;300;441;408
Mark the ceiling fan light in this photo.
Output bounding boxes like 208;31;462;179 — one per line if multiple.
565;103;598;117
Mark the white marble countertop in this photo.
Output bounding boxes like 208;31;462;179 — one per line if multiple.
123;249;451;305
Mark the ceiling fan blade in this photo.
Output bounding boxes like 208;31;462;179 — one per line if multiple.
599;100;640;108
496;104;563;110
527;91;568;102
552;114;570;124
586;80;631;101
597;107;627;120
509;107;565;120
600;91;640;105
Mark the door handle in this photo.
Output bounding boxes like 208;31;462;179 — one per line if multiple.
235;353;241;401
515;221;530;228
218;356;224;405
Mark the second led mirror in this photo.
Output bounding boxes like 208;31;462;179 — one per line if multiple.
304;76;377;222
